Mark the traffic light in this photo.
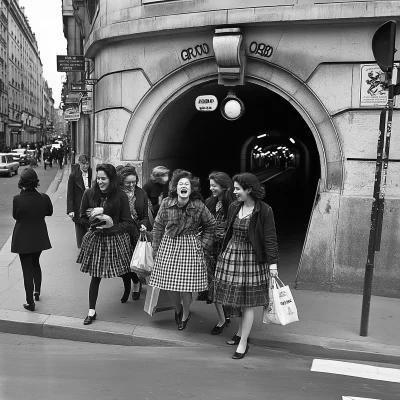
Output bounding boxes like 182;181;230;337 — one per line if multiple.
372;20;396;72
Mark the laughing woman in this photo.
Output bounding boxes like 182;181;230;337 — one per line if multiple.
210;172;278;360
77;163;134;325
149;170;216;330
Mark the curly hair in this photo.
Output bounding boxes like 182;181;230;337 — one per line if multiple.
208;171;236;215
232;172;265;200
18;167;39;190
116;163;139;186
168;169;202;200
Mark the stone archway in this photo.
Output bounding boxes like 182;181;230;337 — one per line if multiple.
121;57;344;194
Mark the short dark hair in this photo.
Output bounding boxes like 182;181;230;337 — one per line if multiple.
18;167;39;190
232;172;265;200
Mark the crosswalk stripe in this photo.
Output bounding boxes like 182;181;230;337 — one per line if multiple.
311;359;400;383
342;397;381;400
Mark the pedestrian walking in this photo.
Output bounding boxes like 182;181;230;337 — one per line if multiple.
11;168;53;311
43;147;50;169
204;171;236;335
149;169;216;330
77;163;134;325
67;154;92;248
209;172;279;359
116;164;151;302
143;166;170;217
57;147;64;169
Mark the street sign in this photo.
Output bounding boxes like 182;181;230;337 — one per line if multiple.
65;92;83;104
71;83;86;91
82;95;93;114
64;107;80;121
195;95;218;111
57;55;85;72
85;79;98;85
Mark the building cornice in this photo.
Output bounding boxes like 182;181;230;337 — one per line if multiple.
84;1;400;58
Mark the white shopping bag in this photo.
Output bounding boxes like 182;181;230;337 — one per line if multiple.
263;277;299;326
130;232;153;276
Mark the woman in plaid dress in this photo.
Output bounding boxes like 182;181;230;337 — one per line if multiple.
149;170;216;330
204;171;236;335
77;164;134;325
210;173;279;359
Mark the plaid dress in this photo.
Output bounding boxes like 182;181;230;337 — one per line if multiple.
149;234;208;292
77;231;133;278
210;214;269;317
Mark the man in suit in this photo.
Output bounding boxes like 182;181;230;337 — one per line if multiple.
67;154;92;248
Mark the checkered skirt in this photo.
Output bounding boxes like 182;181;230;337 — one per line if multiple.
149;234;208;292
209;216;269;314
77;231;133;278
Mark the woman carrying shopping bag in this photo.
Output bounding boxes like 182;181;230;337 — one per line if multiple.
77;163;134;325
209;172;279;359
204;171;236;335
116;164;151;301
149;169;216;330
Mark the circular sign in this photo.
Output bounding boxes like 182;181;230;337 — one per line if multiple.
195;95;218;112
220;94;245;121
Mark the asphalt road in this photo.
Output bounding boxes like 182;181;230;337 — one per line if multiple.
0;162;59;249
0;333;398;400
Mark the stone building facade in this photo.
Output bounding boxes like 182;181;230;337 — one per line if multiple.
66;0;400;296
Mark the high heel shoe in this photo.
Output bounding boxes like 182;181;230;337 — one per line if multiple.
23;303;35;312
178;313;191;330
34;292;40;301
131;281;142;301
211;320;229;335
174;305;183;325
83;312;97;325
232;344;249;360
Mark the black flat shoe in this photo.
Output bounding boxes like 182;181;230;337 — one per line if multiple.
232;344;249;360
34;292;40;301
83;312;97;325
131;281;142;301
211;320;229;335
174;306;183;325
227;335;251;346
23;303;35;312
178;313;191;331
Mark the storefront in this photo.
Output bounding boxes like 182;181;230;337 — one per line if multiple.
75;1;400;296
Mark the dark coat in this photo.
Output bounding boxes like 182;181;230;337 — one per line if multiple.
11;190;53;254
143;180;169;216
67;167;92;224
132;185;151;230
79;188;134;235
221;200;279;265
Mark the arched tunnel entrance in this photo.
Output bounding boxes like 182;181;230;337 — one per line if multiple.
146;81;321;283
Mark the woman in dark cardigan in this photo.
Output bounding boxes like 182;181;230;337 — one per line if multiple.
116;164;151;301
77;163;134;325
210;173;279;360
11;168;53;311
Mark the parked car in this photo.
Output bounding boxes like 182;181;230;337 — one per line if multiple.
0;153;19;177
11;149;28;165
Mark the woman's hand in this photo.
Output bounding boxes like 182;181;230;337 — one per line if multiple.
269;264;278;277
90;207;104;218
139;224;147;232
95;214;114;229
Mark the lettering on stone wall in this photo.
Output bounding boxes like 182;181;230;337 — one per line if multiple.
181;44;210;61
249;41;273;58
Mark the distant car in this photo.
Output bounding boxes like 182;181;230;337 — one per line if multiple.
11;149;28;165
0;153;19;177
51;143;61;150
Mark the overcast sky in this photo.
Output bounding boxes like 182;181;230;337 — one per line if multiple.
19;0;67;107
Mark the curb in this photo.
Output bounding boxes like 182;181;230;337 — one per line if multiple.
1;308;400;364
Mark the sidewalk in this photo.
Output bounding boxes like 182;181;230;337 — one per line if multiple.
0;167;399;363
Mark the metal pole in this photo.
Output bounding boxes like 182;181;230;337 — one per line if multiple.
360;70;394;336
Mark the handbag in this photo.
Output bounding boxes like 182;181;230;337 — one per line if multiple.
144;285;174;316
130;232;153;276
263;277;299;326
